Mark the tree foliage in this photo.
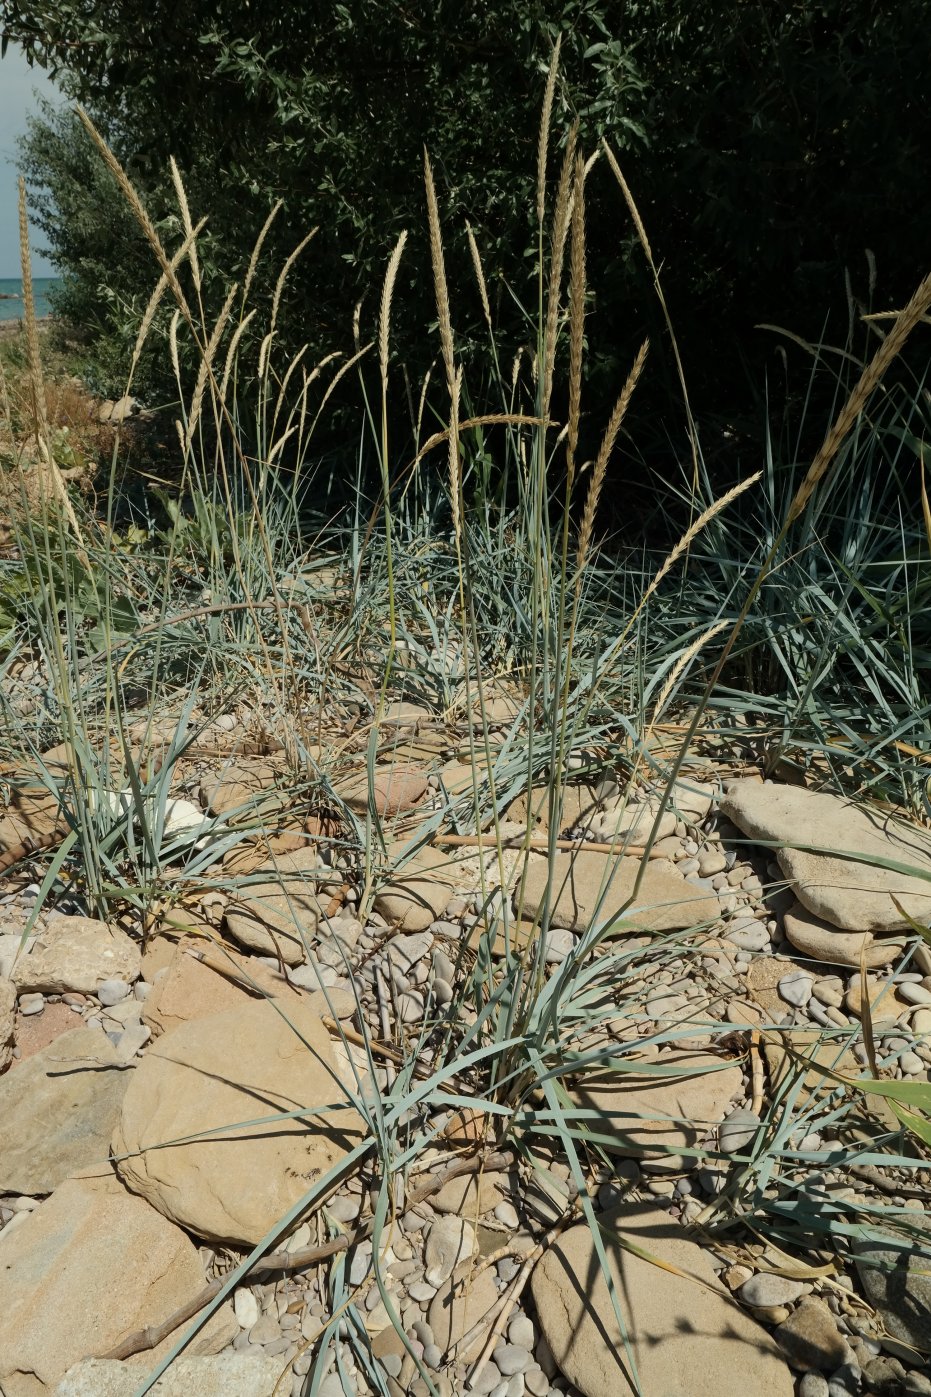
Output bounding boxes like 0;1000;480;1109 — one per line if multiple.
5;1;931;431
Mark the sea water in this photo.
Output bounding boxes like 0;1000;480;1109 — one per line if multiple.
0;277;58;322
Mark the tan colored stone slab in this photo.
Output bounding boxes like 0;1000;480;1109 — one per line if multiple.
141;946;289;1036
199;757;287;819
519;849;718;933
722;780;931;932
571;1049;743;1170
11;916;141;995
0;975;13;1072
0;1026;129;1194
0;1172;234;1396
224;848;326;964
374;844;455;930
783;901;904;969
114;996;365;1244
531;1200;794;1397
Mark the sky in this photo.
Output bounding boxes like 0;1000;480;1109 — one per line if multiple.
0;43;62;277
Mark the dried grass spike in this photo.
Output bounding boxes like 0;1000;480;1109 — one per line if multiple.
536;34;562;225
466;223;492;331
424;150;455;387
169;157;201;289
577;338;649;573
567;150;586;476
379;231;409;384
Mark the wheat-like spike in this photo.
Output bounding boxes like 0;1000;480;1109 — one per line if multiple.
18;178;88;556
787;265;931;525
219;308;258;403
567;151;586;480
379;231;409;386
269;343;313;442
169;309;182;389
424;150;455;388
449;364;463;544
184;283;238;453
466;223;492;332
169;157;201;290
577;338;649;573
130;217;208;379
257;332;273;384
536;34;562;226
641;471;763;615
602;140;652;261
416;363;434;445
242;200;282;310
410;413;552;470
18;179;50;456
269;228;318;340
76;108;184;300
511;347;524;392
309;343;374;439
542;123;578;417
649;620;730;727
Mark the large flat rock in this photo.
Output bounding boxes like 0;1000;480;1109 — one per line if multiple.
721;780;931;932
56;1355;283;1396
0;974;13;1071
0;1172;234;1396
114;996;365;1244
571;1049;743;1170
224;848;326;964
518;849;718;933
531;1200;794;1397
0;1026;130;1194
11;916;141;994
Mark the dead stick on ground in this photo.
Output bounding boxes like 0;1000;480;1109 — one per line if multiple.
100;1148;515;1361
459;1214;570;1384
435;833;653;857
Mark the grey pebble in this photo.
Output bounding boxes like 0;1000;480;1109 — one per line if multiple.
544;928;575;964
494;1344;529;1376
397;990;425;1023
778;971;813;1007
498;1258;520;1283
719;1109;761;1154
827;1362;863;1397
799;1377;830;1397
432;977;454;1005
509;1315;536;1351
900;1051;924;1075
325;1195;360;1224
524;1369;550;1397
470;1362;503;1394
380;1354;403;1378
432;950;456;983
407;1281;437;1303
423;1342;443;1369
738;1273;807;1308
495;1201;520;1229
18;993;45;1015
97;978;131;1006
724;923;770;952
899;983;931;1005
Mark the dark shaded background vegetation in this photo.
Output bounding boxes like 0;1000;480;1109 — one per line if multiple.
4;1;931;498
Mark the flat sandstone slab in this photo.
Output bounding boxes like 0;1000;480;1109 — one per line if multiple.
722;780;931;932
519;849;718;932
531;1200;793;1397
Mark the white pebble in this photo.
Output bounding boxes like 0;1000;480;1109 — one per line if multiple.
234;1288;260;1329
